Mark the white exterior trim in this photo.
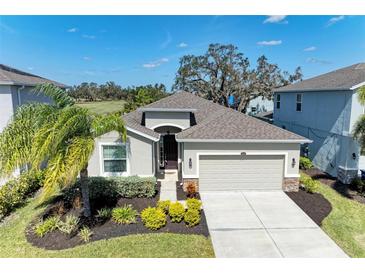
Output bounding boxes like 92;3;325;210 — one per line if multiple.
99;141;130;177
351;81;365;90
182;151;300;179
126;126;159;142
139;108;196;112
150;123;187;130
176;138;311;144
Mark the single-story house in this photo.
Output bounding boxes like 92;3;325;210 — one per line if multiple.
273;63;365;183
88;91;310;192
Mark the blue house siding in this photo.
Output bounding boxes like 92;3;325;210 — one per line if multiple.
273;90;361;180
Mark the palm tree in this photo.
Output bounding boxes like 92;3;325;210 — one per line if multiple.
0;83;126;217
353;87;365;155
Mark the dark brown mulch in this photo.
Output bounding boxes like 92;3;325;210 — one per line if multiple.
303;168;365;205
286;188;332;225
26;182;209;250
176;181;200;200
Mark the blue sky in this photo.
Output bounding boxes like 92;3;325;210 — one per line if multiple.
0;15;364;89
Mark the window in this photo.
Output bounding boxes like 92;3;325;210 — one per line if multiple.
251;106;257;112
276;94;281;109
102;144;127;174
296;94;302;112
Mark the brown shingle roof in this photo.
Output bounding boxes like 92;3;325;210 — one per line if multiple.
0;64;67;88
275;63;365;92
125;91;309;142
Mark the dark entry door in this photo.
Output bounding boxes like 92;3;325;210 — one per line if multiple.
163;135;178;169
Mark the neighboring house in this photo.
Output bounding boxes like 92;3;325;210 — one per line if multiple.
246;95;273;116
88;91;310;192
273;63;365;183
0;64;67;184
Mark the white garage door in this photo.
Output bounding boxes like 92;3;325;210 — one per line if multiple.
199;155;284;191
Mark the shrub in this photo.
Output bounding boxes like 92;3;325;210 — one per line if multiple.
350;177;365;193
58;215;79;235
185;181;198;198
97;207;112;219
300;174;319;193
186;198;202;211
112;205;138;224
34;216;61;237
157;200;171;213
78;226;93;243
141;207;166;230
114;176;156;198
299;157;314;170
184;209;201;227
0;170;44;218
169;202;185;223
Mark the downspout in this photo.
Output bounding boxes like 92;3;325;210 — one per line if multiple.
17;85;25;106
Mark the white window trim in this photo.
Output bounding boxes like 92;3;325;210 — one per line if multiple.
99;142;129;177
150;123;187;130
296;93;303;112
181;151;300;179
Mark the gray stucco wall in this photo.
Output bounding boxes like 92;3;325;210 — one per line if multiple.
181;142;300;178
88;130;155;177
273;90;360;177
145;111;190;130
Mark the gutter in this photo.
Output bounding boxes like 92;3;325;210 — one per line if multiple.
175;138;312;144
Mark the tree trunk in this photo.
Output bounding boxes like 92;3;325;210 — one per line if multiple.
80;166;91;217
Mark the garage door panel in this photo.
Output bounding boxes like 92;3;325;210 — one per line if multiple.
199;154;284;191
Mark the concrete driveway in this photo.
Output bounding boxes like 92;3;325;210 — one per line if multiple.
201;191;348;258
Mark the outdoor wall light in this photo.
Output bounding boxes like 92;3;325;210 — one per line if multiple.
189;158;192;169
292;158;296;168
352;153;357;160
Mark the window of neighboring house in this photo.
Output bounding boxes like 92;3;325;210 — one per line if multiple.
251;106;257;113
102;144;127;174
276;94;281;109
296;94;303;112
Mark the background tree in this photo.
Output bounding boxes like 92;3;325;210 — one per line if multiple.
124;84;168;113
173;43;302;113
0;84;126;217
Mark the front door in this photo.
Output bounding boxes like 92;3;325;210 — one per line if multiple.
163;135;178;169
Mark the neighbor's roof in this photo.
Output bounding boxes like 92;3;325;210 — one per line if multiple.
123;91;310;143
275;63;365;92
0;64;67;88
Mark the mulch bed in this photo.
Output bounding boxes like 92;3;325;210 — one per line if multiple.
286;188;332;225
176;181;200;200
303;168;365;205
25;182;209;250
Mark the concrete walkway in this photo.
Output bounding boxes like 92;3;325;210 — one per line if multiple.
201;191;348;258
158;170;178;201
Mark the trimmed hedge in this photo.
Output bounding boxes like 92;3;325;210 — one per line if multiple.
299;157;314;170
300;173;319;193
0;171;44;219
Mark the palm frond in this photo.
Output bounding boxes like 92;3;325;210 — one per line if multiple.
353;114;365;149
0;103;56;177
33;83;74;108
31;106;91;168
91;113;127;142
41;136;94;201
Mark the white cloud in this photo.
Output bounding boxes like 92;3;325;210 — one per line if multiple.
0;22;15;33
326;15;345;27
263;16;288;24
160;31;172;49
143;58;169;69
257;40;282;46
27;67;34;71
83;56;91;61
82;34;96;39
304;46;317;52
67;27;78;33
306;57;331;65
177;42;188;48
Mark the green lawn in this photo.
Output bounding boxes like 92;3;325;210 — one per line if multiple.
302;173;365;257
76;100;126;115
0;198;214;258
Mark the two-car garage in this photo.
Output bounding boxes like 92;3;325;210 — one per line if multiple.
199;154;285;191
